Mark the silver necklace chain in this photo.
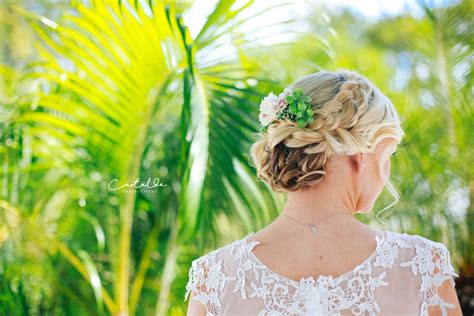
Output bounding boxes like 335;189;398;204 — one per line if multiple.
282;211;353;235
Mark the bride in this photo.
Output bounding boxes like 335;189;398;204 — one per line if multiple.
184;70;462;315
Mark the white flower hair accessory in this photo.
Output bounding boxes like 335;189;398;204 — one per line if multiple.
258;87;314;133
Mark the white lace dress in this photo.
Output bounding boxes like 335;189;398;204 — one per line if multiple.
184;230;458;315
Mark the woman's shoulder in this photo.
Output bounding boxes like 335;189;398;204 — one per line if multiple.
187;230;455;270
383;229;452;253
187;233;249;265
381;230;457;277
183;234;250;303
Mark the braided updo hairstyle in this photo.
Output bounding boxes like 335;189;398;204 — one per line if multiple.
250;70;405;194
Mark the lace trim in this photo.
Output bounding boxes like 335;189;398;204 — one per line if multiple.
184;231;458;316
184;248;237;315
245;231;384;287
399;235;458;316
234;231;389;315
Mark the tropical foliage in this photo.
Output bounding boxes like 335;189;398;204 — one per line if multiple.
0;0;472;315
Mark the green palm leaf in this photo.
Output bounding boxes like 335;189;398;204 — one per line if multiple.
2;0;299;314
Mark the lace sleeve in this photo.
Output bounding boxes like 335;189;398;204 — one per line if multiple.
433;242;458;286
184;251;234;315
401;238;459;316
425;242;459;315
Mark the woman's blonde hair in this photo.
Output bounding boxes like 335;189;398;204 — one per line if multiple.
250;69;405;213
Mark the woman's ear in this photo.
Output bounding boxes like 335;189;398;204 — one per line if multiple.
350;153;366;174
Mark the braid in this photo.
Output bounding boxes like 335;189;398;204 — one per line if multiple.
284;72;373;156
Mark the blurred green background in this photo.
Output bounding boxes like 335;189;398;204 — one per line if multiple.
0;0;472;315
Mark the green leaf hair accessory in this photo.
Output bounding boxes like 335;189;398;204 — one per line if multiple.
258;87;314;133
